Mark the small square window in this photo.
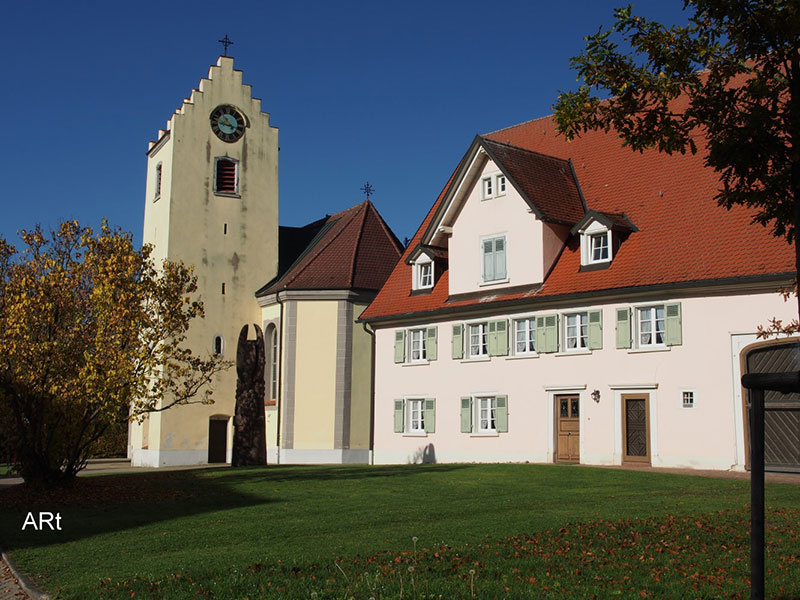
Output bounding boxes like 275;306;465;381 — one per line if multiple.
682;390;695;408
590;233;609;262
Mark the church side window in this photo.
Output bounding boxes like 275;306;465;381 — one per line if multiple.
213;335;224;356
214;157;239;195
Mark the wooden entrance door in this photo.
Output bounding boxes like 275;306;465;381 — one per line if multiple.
556;395;580;463
208;418;228;463
622;394;650;464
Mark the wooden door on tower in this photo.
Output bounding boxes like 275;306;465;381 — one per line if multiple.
208;418;229;464
622;394;651;464
556;395;580;463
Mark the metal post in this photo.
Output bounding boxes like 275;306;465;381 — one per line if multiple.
749;387;765;600
740;371;800;600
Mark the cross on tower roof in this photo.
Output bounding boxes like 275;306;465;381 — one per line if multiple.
361;182;375;200
218;34;234;56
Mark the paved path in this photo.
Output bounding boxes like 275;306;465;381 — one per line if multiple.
0;558;28;600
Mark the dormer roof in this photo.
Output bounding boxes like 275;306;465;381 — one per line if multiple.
424;136;586;246
570;210;638;235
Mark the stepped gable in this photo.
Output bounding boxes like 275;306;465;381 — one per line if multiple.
256;200;403;296
360;113;794;322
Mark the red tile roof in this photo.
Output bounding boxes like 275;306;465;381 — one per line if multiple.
257;200;403;295
360;115;794;323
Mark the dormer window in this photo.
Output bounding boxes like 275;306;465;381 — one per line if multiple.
418;262;433;288
590;232;610;262
412;254;434;291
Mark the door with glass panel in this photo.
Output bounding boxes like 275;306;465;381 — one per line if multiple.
556;395;580;463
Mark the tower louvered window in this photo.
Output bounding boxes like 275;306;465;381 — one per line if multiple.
215;158;238;194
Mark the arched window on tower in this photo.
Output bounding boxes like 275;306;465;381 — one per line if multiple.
213;335;224;356
154;162;162;201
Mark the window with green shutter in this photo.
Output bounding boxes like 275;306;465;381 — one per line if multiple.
536;314;559;353
426;327;438;361
424;398;436;433
664;302;682;346
452;324;464;359
616;307;631;349
495;396;508;432
394;330;406;363
482;236;507;282
460;397;472;433
488;319;508;356
587;310;602;350
393;399;405;433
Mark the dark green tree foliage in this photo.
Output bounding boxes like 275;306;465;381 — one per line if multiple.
554;1;800;331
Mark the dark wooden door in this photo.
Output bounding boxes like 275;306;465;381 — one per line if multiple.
622;395;650;464
556;395;580;463
208;419;228;463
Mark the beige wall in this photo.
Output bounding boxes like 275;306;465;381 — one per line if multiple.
292;300;339;449
133;56;278;466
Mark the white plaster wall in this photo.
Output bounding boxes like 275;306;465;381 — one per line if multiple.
372;290;794;470
448;159;544;296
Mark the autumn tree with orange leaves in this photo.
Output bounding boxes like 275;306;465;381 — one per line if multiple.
0;221;228;484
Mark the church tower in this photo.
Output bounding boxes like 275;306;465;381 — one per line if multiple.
130;56;278;466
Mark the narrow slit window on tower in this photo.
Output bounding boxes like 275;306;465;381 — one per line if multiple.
221;282;226;295
154;162;162;201
223;223;227;235
215;157;238;195
213;335;224;356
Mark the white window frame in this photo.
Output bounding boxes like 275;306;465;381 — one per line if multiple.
477;396;497;433
681;389;696;408
496;174;507;196
580;221;613;266
564;312;588;351
407;398;426;433
409;328;427;363
482;176;493;199
468;322;488;358
589;232;610;263
481;234;507;284
412;255;434;291
637;305;666;348
418;261;433;289
513;317;537;356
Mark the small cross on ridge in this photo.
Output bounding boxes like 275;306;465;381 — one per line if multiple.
219;34;234;56
361;182;375;200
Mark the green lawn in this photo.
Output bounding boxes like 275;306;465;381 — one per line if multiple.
1;464;798;599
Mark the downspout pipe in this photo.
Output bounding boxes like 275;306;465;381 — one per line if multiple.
274;290;285;465
362;320;376;465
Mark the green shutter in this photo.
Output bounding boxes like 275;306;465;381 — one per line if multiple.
426;327;438;361
665;302;682;346
393;399;404;433
490;320;508;356
487;321;497;355
394;330;406;363
495;396;508;433
452;324;464;359
587;310;602;350
424;398;436;433
460;397;472;433
537;314;558;353
616;308;631;349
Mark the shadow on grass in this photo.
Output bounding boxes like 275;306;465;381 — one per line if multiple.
0;463;467;554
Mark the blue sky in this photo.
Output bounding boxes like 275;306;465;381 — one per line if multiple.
1;1;689;247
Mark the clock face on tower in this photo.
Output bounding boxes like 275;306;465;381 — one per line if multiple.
210;105;245;142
